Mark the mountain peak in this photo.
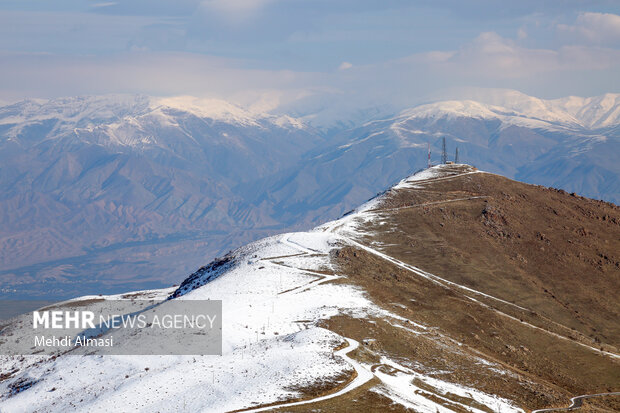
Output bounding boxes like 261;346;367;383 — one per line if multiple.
152;96;267;126
0;94;309;148
390;91;620;132
6;164;614;412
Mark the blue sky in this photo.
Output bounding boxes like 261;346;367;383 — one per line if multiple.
1;0;619;113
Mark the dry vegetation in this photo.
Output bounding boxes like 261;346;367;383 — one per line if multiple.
244;166;619;412
368;166;620;347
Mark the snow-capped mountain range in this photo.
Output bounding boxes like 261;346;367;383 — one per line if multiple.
0;95;305;146
242;92;619;234
0;95;321;299
0;91;618;299
403;91;620;130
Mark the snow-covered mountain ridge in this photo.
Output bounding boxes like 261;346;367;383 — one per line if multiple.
393;92;620;131
0;94;321;300
0;91;618;302
0;94;306;148
2;164;618;412
0;165;528;413
4;91;619;144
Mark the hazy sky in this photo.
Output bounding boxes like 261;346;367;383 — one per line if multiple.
1;0;619;114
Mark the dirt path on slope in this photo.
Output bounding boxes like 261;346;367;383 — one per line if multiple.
231;337;373;413
531;392;620;413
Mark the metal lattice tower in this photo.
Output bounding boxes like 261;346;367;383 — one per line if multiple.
441;137;447;164
427;142;431;168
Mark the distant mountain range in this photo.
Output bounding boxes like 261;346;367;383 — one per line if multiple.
0;95;321;298
0;91;618;298
246;91;620;229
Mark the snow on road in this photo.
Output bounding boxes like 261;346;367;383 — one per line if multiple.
241;337;373;413
370;356;522;413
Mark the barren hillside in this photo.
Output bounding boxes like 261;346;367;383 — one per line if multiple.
1;165;618;412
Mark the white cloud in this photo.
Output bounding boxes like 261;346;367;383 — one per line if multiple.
91;2;118;9
558;12;620;45
0;51;324;105
2;28;618;117
422;31;620;79
199;0;277;21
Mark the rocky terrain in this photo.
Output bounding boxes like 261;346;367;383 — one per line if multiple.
1;165;618;412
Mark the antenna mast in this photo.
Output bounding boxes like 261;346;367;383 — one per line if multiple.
427;142;431;168
441;137;447;164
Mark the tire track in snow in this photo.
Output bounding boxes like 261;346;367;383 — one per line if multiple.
280;235;322;255
259;235;340;296
392;169;482;189
229;235;373;412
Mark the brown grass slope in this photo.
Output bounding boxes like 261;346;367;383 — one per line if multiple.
321;165;620;412
223;165;618;412
365;165;620;349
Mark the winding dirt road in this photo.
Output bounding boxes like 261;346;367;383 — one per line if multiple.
240;183;620;412
532;392;620;413
239;337;373;413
